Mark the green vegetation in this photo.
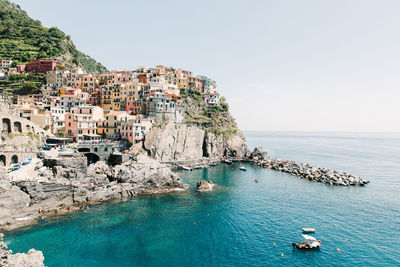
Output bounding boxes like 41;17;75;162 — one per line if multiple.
0;0;107;74
0;72;45;95
182;93;238;138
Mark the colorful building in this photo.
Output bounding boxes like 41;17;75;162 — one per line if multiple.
25;58;57;73
120;116;153;143
65;106;104;141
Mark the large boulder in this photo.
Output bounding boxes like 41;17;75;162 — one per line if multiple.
108;154;188;193
196;180;215;192
250;147;268;161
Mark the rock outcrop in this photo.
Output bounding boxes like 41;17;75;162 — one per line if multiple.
144;121;250;162
144;122;205;162
0;233;44;267
0;154;189;231
250;148;370;186
196;180;215;192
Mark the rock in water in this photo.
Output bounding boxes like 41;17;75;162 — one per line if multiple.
197;180;215;192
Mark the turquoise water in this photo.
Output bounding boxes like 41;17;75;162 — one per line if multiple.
4;132;400;266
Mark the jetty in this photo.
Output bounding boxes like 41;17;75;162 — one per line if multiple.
250;147;370;186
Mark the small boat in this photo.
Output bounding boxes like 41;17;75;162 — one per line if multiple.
224;159;232;164
181;166;192;171
292;234;321;250
239;166;247;171
302;228;315;233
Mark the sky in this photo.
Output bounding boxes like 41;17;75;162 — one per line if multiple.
12;0;400;132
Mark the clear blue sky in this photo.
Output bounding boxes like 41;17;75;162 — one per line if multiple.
13;0;400;132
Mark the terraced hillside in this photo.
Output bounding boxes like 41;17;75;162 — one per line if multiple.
0;0;107;75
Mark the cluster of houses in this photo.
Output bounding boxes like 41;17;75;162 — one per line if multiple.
1;58;220;143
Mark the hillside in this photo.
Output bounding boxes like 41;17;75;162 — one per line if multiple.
0;0;107;75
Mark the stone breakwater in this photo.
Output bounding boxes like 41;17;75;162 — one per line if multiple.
0;233;44;267
250;147;370;186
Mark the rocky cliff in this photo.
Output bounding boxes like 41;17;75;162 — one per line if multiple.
143;92;250;162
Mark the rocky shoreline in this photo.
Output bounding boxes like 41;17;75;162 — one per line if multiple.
0;233;44;266
250;147;370;186
0;154;188;232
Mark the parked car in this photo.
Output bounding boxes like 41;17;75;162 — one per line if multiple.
41;146;51;150
7;168;13;173
13;163;21;171
23;158;32;165
37;152;45;159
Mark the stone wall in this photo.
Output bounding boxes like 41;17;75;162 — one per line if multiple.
0;151;36;166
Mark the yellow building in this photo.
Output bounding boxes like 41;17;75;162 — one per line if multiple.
104;111;131;138
101;86;113;113
178;78;188;89
112;84;121;111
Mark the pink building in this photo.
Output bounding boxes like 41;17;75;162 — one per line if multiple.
120;116;153;143
65;106;104;141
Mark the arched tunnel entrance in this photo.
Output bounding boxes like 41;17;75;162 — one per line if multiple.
14;121;22;133
84;153;100;165
2;118;11;134
0;155;6;166
11;155;18;164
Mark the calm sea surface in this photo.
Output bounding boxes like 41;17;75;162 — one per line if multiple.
4;132;400;266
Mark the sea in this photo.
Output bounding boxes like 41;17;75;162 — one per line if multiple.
4;132;400;266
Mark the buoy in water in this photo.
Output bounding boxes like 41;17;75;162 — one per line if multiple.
334;224;337;227
281;253;284;257
337;248;340;252
254;179;259;183
273;243;276;246
345;239;348;242
193;222;196;225
276;231;279;235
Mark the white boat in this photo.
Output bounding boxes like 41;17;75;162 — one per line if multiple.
224;159;232;164
181;166;192;171
292;234;321;249
239;166;247;171
302;228;315;233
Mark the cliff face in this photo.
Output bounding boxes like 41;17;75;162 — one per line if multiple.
143;93;250;163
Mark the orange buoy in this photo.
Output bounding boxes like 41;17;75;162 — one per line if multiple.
254;179;259;183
